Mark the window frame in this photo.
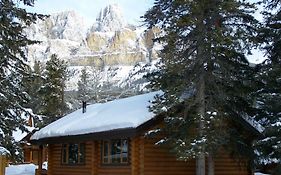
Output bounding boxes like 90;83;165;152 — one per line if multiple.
101;139;129;165
61;143;86;165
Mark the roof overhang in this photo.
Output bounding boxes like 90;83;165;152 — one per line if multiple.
30;115;162;145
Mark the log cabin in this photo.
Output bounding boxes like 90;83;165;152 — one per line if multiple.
17;115;48;165
30;91;263;175
20;130;48;165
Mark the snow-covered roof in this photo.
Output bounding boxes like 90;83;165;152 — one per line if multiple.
0;146;10;155
242;115;265;134
31;90;263;141
13;126;35;142
12;108;36;142
31;91;161;140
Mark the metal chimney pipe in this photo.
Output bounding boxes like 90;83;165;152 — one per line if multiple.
82;101;86;113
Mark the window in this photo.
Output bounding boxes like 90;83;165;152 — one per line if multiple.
102;139;129;164
61;143;85;164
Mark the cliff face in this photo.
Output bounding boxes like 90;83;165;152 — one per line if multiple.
25;4;160;66
25;4;161;93
94;4;126;32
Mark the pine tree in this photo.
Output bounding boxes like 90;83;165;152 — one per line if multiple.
77;67;91;102
22;61;45;128
0;0;44;161
143;0;259;174
23;61;44;114
254;0;281;173
40;54;68;125
88;66;103;102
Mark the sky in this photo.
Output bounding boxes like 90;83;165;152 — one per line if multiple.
24;0;155;26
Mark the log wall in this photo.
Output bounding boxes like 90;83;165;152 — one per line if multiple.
141;134;251;175
47;136;251;175
48;142;92;175
95;140;131;175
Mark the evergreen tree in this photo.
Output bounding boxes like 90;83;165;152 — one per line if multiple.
22;61;45;127
77;66;91;102
144;0;259;174
254;0;281;173
23;61;44;115
40;54;68;125
88;66;103;102
0;0;43;161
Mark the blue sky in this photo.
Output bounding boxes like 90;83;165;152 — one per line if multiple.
25;0;154;25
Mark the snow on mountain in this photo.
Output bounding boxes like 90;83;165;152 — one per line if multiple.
49;11;87;42
94;4;127;32
26;10;89;63
66;60;158;92
25;4;161;93
25;5;160;62
27;10;87;42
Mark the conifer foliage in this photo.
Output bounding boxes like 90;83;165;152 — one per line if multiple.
40;54;68;125
254;0;281;173
144;0;259;173
0;0;43;161
23;61;44;116
77;67;91;102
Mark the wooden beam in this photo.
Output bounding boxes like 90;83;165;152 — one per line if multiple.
37;145;43;175
91;141;97;175
30;148;33;163
131;137;138;175
48;145;53;175
140;136;144;175
0;156;6;175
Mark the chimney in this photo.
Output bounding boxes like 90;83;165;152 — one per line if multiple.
82;101;87;113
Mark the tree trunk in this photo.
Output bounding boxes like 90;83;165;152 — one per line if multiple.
196;3;210;174
197;153;205;175
208;154;214;175
197;74;206;175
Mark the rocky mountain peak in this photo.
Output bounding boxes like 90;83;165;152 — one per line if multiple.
25;4;160;67
26;10;87;43
94;4;127;32
24;5;161;94
49;10;87;41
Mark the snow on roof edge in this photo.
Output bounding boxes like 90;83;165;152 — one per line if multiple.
0;146;10;155
242;115;265;134
31;91;162;141
31;90;263;141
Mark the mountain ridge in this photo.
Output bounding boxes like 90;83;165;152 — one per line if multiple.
25;4;160;66
25;4;161;95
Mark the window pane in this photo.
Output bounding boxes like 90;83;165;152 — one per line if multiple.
121;139;128;163
101;139;129;164
103;141;109;163
79;143;85;163
68;144;78;164
111;140;121;163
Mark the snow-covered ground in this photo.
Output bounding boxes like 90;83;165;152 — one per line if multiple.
5;163;270;175
6;164;37;175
